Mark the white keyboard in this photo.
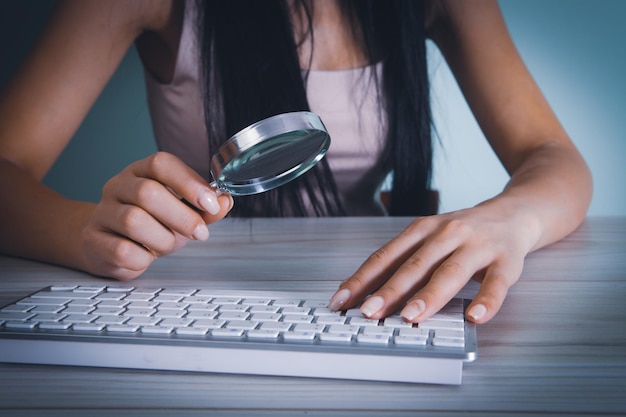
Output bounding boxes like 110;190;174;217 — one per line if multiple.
0;285;477;384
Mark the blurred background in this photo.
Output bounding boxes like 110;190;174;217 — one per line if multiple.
1;0;624;215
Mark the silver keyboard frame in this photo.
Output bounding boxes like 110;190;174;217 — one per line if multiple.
0;289;477;385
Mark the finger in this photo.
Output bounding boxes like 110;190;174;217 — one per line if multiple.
200;193;234;224
132;152;222;215
97;203;179;256
328;219;438;311
357;219;473;319
82;228;154;280
398;247;486;322
465;258;522;324
113;176;209;243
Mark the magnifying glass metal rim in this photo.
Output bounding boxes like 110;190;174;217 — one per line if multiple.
209;111;330;196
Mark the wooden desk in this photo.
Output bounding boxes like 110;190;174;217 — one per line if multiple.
1;217;625;416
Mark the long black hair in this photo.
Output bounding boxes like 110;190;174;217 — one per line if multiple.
196;0;432;217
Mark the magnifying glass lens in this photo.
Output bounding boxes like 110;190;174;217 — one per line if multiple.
210;112;330;196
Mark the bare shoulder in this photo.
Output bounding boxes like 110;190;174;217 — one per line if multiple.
52;0;176;38
425;0;505;44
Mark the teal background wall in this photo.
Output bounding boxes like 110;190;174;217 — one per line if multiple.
1;0;624;215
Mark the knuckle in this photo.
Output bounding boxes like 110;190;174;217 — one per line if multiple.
367;248;389;265
135;179;161;205
120;206;145;231
101;176;120;198
441;218;470;237
437;259;466;278
109;239;136;265
376;286;402;300
179;212;202;236
342;273;367;291
486;272;513;295
402;254;426;272
147;151;173;173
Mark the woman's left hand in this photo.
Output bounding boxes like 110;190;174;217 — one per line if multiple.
328;201;540;324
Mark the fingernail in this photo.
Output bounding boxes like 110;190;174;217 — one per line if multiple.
467;303;487;321
360;296;385;318
192;224;209;241
401;299;426;321
199;190;220;215
328;288;351;311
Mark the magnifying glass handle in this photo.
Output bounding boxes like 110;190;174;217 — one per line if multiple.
209;181;223;196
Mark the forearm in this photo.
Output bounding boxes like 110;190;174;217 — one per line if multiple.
480;141;593;252
0;159;95;271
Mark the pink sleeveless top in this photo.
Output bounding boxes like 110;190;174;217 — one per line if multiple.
144;2;389;215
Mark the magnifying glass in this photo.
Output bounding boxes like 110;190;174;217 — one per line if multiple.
209;111;330;196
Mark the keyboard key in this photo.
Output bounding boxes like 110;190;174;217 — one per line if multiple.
419;320;464;331
212;297;242;305
348;317;379;326
432;337;465;348
250;313;281;322
175;327;208;336
226;320;258;330
39;322;72;330
382;316;414;327
186;310;219;319
1;304;34;313
5;321;38;330
130;287;162;296
140;326;174;335
106;324;139;333
394;335;428;346
320;332;353;343
283;331;316;341
159;289;197;297
104;285;135;293
50;284;78;291
281;307;310;315
211;328;244;337
64;314;96;323
32;313;66;322
327;324;360;335
302;299;328;308
260;322;291;332
126;317;162;326
242;298;272;306
362;326;395;337
293;323;325;333
73;285;106;293
72;323;106;332
31;305;64;314
312;307;339;316
357;333;390;344
191;319;225;329
159;318;194;328
282;315;313;324
218;304;249;312
93;307;126;316
218;311;250;320
398;327;430;337
246;329;280;339
95;316;128;325
17;297;70;306
272;299;301;307
314;316;346;325
61;306;95;315
154;309;187;319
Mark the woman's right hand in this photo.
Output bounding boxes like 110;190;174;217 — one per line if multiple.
81;152;233;280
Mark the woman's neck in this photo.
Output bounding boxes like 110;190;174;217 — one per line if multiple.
289;0;368;71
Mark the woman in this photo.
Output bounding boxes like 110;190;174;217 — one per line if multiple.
0;0;592;324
